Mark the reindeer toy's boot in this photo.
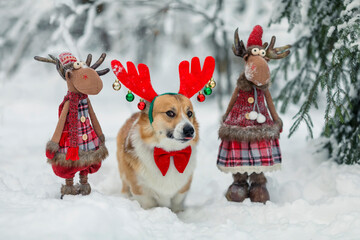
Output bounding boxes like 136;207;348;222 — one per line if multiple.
35;52;110;198
217;25;291;204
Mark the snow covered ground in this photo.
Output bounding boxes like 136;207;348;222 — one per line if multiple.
1;60;360;240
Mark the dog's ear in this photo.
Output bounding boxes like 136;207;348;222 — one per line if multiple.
124;134;134;151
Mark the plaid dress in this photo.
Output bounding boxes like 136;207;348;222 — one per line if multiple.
217;88;282;174
58;98;100;154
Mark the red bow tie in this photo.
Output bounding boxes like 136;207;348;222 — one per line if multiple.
153;146;192;176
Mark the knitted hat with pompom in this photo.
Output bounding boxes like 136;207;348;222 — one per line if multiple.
59;52;77;66
247;25;263;48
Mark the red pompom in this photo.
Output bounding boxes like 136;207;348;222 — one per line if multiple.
247;25;263;48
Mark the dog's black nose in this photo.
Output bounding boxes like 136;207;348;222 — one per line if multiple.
183;124;194;138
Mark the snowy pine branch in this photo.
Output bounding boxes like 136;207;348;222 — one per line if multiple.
270;0;360;164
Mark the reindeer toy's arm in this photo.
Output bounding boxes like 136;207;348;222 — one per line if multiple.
43;100;69;158
87;99;104;142
264;89;279;122
223;86;240;121
84;53;108;143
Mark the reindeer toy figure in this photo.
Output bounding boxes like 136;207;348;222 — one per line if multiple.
34;52;110;198
217;25;291;203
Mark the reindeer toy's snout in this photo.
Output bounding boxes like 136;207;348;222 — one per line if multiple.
244;54;270;86
34;52;110;198
217;25;291;204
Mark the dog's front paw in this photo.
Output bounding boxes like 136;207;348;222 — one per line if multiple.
132;194;158;209
171;204;185;213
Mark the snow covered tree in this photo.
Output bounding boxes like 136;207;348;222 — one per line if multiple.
269;0;360;164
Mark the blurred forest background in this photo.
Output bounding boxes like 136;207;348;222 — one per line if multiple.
0;0;359;164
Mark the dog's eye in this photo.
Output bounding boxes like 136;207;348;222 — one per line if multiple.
166;111;176;118
187;111;193;118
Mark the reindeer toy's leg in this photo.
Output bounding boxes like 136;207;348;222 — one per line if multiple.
249;173;270;203
226;173;249;202
61;178;79;199
79;174;91;195
77;162;102;195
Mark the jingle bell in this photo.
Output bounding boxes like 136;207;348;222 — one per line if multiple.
112;80;121;91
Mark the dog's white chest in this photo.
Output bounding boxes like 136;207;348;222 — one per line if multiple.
131;130;196;197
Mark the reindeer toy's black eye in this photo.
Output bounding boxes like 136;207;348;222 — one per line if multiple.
73;61;83;69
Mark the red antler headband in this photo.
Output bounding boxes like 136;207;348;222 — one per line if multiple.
111;56;216;123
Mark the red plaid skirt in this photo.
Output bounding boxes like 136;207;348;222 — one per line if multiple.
217;139;281;173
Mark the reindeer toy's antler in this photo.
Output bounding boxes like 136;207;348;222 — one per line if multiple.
111;56;216;117
34;53;110;79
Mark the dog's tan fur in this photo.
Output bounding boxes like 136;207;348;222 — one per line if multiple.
117;94;199;211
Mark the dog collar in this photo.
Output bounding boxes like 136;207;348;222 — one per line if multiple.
148;93;179;125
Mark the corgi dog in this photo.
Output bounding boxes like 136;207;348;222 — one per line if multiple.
117;94;198;211
111;56;215;211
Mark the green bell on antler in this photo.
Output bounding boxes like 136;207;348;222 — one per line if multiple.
204;85;212;95
126;90;135;102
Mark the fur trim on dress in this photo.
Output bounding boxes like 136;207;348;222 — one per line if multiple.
218;118;282;142
46;141;59;152
47;144;108;168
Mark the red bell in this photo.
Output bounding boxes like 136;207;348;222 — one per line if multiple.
138;100;146;110
197;92;205;102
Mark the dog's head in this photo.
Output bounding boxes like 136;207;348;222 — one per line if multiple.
138;94;199;151
151;94;198;150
